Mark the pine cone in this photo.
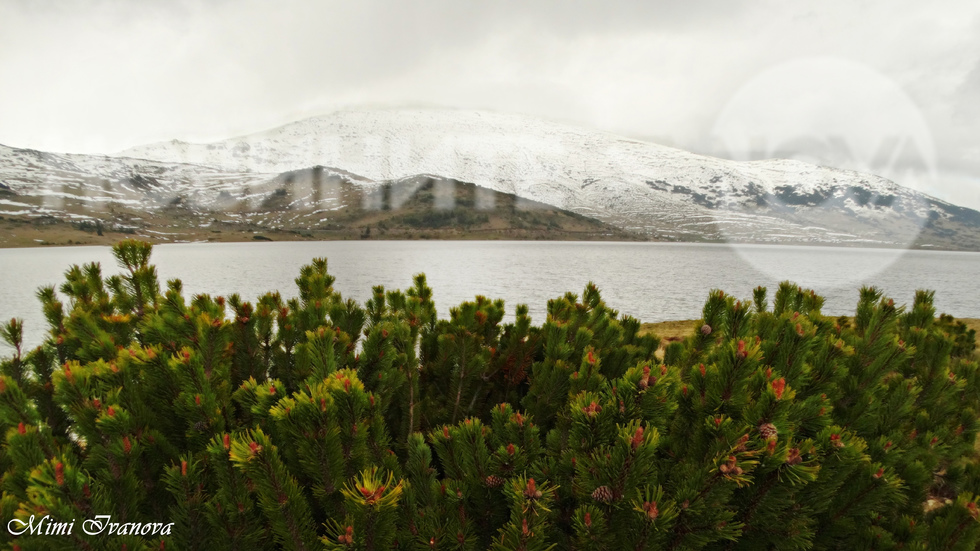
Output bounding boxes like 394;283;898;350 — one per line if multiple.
485;475;504;488
592;485;613;503
758;423;778;440
701;324;712;336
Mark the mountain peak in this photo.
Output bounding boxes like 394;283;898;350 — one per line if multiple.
4;108;978;249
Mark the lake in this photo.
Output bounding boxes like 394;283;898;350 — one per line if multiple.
1;241;979;354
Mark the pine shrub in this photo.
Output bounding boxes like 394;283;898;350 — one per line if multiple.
0;239;978;550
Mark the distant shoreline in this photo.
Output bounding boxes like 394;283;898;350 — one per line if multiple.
2;218;980;252
0;218;641;249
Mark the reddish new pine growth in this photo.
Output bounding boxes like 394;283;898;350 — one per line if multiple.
123;436;132;454
338;525;354;545
249;441;260;455
107;406;116;417
786;447;802;465
55;462;65;486
359;485;385;504
181;460;188;477
223;433;231;450
507;443;516;455
194;394;201;406
643;500;659;520
582;401;602;416
772;378;786;400
524;478;542;500
584;512;592;527
17;422;25;436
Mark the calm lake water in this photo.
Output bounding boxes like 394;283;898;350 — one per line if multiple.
1;241;978;354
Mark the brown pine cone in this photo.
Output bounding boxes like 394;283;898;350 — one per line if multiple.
758;423;778;441
485;475;504;488
701;324;712;336
592;485;614;503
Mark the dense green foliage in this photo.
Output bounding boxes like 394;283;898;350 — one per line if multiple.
0;239;978;550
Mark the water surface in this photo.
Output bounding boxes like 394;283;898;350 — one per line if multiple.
1;241;978;353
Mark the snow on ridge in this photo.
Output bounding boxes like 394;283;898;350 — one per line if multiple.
6;108;976;247
114;108;910;202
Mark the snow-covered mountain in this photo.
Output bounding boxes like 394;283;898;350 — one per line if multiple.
0;143;391;236
2;108;979;249
0;144;275;214
117;108;980;248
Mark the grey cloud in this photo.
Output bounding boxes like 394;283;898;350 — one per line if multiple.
0;0;978;208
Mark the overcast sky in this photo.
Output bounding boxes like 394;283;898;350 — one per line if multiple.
1;0;978;209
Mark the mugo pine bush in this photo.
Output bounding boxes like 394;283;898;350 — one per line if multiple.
0;239;978;550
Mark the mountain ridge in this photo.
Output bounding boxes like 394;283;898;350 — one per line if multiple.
2;108;980;249
115;107;980;249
